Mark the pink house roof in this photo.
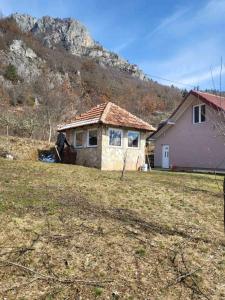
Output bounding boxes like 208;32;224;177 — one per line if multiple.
150;90;225;139
190;90;225;111
58;102;155;132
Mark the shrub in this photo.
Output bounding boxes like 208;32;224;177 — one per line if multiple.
4;64;20;83
135;248;146;257
93;287;103;297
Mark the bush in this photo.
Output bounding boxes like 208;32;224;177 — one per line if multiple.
135;248;146;257
93;287;103;297
4;64;20;83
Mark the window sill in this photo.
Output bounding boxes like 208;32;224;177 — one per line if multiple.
127;146;140;150
108;144;123;148
193;121;206;125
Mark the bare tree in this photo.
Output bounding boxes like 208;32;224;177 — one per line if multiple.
120;150;127;180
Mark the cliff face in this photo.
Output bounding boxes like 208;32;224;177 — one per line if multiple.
11;13;147;80
0;14;182;140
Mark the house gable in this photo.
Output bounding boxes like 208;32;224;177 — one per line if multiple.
153;92;225;170
151;90;225;140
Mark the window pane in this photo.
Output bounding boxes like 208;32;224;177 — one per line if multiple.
76;132;83;147
128;131;139;147
109;129;122;146
194;106;199;123
89;129;97;146
201;105;206;122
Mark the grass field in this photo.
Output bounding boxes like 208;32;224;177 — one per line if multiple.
0;158;224;299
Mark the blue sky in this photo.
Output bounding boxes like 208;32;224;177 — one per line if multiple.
0;0;225;90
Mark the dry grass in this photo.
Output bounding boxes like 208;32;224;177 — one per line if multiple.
0;158;224;299
0;135;53;161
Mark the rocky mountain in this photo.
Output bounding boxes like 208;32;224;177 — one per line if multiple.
11;13;147;81
0;14;182;140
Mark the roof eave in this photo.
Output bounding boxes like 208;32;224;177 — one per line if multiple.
101;121;154;131
57;118;100;131
190;90;225;112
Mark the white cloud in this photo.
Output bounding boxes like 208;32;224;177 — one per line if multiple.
146;0;225;41
180;65;225;87
140;0;225;89
140;34;225;89
146;7;189;39
199;0;225;20
112;38;135;53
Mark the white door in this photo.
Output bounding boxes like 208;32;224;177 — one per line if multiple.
162;145;170;169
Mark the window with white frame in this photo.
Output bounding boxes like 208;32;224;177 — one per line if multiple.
75;131;83;148
193;104;206;124
109;128;122;146
87;129;98;146
128;131;140;148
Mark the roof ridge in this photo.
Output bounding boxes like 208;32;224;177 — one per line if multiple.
73;102;108;121
110;102;152;126
58;101;155;132
101;102;155;131
193;90;225;99
100;102;112;122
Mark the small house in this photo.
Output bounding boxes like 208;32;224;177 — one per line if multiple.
57;102;155;170
150;90;225;171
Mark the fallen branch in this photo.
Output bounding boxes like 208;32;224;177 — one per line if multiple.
166;266;202;288
2;277;39;293
0;260;113;286
0;247;35;257
166;249;210;300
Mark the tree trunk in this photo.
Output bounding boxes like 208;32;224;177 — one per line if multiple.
6;125;9;153
120;151;127;180
48;118;52;144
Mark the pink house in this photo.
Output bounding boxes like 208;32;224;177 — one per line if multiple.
150;90;225;171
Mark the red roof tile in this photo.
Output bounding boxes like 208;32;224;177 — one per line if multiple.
73;102;108;122
58;102;155;131
191;90;225;111
102;103;155;131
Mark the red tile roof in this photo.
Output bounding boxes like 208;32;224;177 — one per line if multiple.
72;102;108;122
190;90;225;111
58;102;155;131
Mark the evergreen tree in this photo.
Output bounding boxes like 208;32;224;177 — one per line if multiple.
4;64;20;82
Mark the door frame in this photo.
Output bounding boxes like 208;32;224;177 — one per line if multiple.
162;144;170;169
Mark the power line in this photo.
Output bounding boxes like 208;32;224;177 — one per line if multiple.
146;73;196;89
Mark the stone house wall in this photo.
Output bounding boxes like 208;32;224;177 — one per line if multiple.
65;125;147;170
101;125;147;170
65;125;102;168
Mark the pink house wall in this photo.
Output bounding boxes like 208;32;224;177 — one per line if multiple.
154;96;225;170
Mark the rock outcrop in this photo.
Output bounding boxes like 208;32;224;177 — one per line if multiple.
7;39;43;81
11;13;148;81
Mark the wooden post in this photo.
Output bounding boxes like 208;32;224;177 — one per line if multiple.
48;118;52;144
6;125;9;153
147;154;151;170
55;145;61;162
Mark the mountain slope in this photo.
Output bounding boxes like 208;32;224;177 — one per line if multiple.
0;15;182;140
